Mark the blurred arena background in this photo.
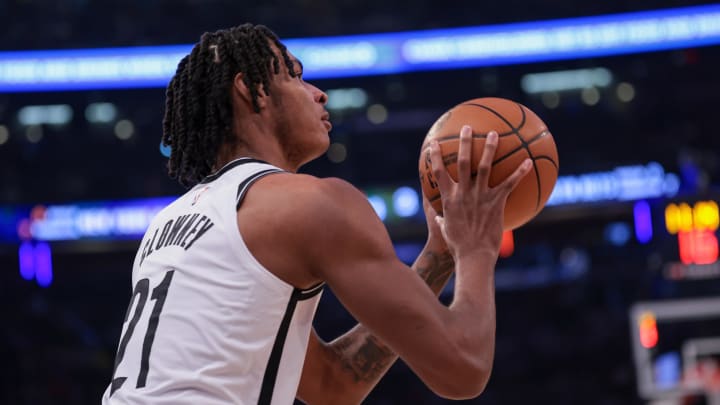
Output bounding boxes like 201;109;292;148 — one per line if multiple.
2;1;720;404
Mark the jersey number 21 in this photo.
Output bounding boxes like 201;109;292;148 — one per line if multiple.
110;270;174;396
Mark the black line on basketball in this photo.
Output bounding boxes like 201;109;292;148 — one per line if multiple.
491;128;547;166
462;102;527;133
532;155;559;170
525;130;549;145
425;125;537;148
531;158;542;210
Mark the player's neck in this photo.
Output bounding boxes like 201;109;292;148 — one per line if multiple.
215;119;298;173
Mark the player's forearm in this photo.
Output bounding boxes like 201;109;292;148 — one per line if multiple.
443;250;498;392
320;243;455;404
415;244;455;295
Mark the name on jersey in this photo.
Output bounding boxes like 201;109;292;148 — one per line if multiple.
139;213;215;266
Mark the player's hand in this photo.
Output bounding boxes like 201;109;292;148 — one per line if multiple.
427;125;532;259
422;195;448;252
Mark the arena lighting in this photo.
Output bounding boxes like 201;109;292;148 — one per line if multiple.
634;200;653;244
34;242;53;287
0;162;680;243
85;102;118;123
499;231;514;258
18;241;53;287
367;195;388;221
1;4;720;91
665;201;719;234
630;297;720;399
325;88;368;110
17;104;73;125
605;222;632;246
638;311;659;349
677;230;719;265
521;68;613;94
392;187;420;217
27;197;174;241
159;142;172;158
654;353;681;389
18;241;34;280
546;162;680;206
663;201;719;265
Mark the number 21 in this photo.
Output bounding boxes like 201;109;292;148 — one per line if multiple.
110;270;174;395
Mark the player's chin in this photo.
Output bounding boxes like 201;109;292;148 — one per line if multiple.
314;137;331;160
315;129;331;152
299;135;330;166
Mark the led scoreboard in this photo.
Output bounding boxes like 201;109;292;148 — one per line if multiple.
664;201;719;265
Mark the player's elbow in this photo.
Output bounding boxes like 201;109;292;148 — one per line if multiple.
423;350;492;400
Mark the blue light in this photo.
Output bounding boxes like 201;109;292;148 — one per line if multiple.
392;187;420;217
547;162;680;206
34;242;53;287
634;200;653;244
28;197;175;241
159;142;172;158
18;241;34;280
1;4;720;92
368;195;387;221
394;242;424;265
604;222;631;246
654;352;681;389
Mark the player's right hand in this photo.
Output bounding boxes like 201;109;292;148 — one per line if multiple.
427;125;532;260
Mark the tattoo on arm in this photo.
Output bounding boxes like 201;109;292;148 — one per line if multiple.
331;333;395;383
327;249;455;384
416;250;455;294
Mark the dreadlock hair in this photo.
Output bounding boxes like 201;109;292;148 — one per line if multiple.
161;24;297;187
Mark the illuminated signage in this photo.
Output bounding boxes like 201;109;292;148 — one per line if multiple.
24;197;175;241
19;241;52;287
665;201;719;234
546;162;679;206
665;201;719;265
638;311;659;349
1;4;720;91
0;162;685;244
499;231;514;258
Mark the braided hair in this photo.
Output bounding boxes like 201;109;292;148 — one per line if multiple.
161;24;297;187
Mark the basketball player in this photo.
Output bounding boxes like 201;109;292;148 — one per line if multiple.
101;24;532;404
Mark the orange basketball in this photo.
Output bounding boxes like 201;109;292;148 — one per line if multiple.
419;97;559;230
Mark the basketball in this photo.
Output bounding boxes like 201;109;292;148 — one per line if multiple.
419;97;559;230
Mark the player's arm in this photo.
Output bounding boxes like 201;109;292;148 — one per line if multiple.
297;239;455;405
289;129;530;402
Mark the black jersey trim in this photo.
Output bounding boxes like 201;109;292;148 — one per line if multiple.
235;169;284;209
298;282;325;300
257;283;324;405
257;288;301;405
199;158;269;184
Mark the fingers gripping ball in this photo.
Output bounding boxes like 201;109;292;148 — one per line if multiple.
419;97;559;230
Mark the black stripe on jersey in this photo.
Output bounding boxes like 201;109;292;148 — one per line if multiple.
257;283;325;405
200;157;269;184
298;282;324;300
235;169;283;209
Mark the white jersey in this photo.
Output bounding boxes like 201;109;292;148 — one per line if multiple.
102;158;324;405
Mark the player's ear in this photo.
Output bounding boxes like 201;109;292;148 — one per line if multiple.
232;72;268;110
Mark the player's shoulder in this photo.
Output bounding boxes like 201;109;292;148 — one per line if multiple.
247;172;374;225
257;172;365;205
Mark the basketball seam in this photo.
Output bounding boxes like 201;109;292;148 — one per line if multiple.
425;101;558;222
426;130;554;206
533;156;559;170
492;129;549;166
462;102;523;132
425;130;554;207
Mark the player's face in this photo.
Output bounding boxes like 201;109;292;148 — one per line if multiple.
266;50;331;169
